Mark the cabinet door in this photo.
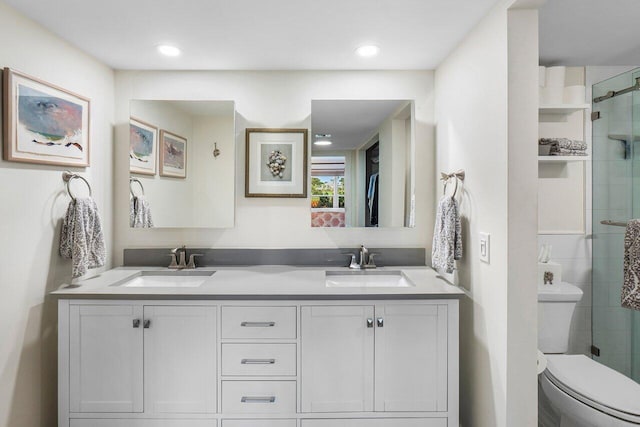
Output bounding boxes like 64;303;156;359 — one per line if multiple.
301;305;374;412
144;305;217;414
374;304;448;412
69;304;143;413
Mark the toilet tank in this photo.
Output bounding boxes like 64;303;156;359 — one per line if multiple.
538;282;583;354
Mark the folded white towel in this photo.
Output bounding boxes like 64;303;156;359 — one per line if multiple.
130;196;154;228
622;219;640;310
60;197;106;279
431;196;462;274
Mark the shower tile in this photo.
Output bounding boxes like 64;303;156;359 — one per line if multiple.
593;184;630;211
594;306;632;331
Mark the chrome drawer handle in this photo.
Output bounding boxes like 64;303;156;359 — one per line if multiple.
241;358;276;365
240;321;276;327
241;396;276;403
132;319;141;328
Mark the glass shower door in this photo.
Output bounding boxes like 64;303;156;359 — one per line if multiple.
632;68;640;381
592;69;637;380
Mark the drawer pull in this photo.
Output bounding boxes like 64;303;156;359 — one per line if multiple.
241;358;276;365
240;321;276;327
241;396;276;403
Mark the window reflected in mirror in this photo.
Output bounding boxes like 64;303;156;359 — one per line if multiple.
311;100;415;228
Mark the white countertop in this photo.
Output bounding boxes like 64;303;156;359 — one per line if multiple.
51;266;465;300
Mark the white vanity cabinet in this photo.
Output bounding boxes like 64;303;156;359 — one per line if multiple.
301;303;449;413
59;298;458;427
65;303;217;420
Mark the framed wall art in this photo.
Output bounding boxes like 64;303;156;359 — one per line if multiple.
3;67;90;167
245;128;308;198
129;117;157;175
159;129;187;178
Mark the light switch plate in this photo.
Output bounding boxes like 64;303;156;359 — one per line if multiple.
479;232;490;263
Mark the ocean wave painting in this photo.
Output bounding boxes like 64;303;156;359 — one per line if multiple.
18;85;83;152
5;68;90;166
129;118;157;175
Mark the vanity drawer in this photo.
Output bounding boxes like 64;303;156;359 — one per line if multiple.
222;307;296;339
222;344;296;376
221;381;296;414
222;420;296;427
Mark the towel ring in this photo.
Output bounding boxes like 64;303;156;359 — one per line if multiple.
443;178;460;197
441;170;465;198
62;171;92;200
129;177;145;198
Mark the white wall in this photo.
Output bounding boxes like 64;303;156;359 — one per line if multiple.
435;1;540;425
114;71;435;263
191;114;235;227
0;3;114;427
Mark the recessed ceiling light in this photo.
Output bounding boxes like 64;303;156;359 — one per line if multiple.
314;140;332;146
356;45;380;57
157;44;181;57
315;133;332;139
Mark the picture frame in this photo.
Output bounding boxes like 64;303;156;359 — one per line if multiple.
159;129;187;178
245;128;308;198
2;67;90;167
129;117;158;175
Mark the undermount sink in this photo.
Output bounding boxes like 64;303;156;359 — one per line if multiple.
325;270;415;288
119;270;215;288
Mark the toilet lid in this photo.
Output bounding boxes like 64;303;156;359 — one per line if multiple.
546;355;640;421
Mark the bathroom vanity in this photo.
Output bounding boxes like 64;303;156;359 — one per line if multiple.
53;267;462;427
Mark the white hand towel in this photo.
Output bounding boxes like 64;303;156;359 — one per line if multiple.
130;196;154;228
60;197;106;279
431;196;462;274
622;219;640;310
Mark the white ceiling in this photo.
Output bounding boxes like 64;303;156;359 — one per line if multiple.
4;0;498;70
311;100;408;151
539;0;640;66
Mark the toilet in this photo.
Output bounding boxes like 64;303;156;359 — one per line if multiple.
538;282;640;426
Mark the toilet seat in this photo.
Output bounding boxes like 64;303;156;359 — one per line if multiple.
545;355;640;424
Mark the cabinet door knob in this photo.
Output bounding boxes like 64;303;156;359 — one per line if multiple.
376;317;384;328
143;319;151;329
367;318;374;328
132;319;141;328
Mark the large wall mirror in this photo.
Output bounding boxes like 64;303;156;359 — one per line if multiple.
310;100;415;228
129;100;235;228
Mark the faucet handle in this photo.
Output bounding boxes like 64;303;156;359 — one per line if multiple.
187;254;204;269
344;253;360;270
366;253;379;268
167;253;179;269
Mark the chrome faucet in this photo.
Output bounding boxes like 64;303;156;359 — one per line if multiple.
168;246;203;269
168;246;187;269
348;245;378;269
169;245;203;270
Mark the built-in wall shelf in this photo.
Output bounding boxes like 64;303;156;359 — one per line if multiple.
539;156;590;163
539;104;590;115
